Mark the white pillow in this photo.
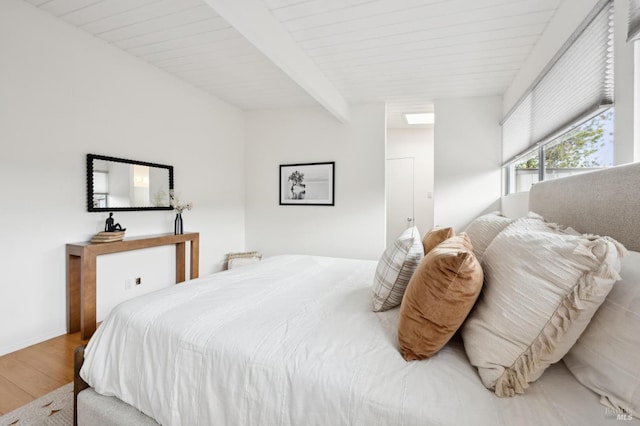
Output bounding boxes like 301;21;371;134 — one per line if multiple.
463;211;514;261
372;226;424;312
228;257;260;269
563;250;640;414
461;213;626;397
226;251;262;270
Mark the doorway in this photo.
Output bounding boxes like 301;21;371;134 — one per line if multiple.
386;157;415;246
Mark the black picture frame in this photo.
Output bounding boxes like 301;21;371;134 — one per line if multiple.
279;162;335;206
87;153;174;212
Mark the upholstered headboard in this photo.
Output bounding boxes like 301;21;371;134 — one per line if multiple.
529;162;640;252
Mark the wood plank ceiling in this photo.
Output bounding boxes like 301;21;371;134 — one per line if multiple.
24;0;563;128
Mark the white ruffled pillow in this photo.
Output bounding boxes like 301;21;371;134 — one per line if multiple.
372;226;424;312
563;250;640;414
461;213;626;397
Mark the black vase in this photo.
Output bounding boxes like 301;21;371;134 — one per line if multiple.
174;213;183;235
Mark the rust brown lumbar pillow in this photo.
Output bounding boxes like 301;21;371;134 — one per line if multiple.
398;233;483;361
421;226;454;254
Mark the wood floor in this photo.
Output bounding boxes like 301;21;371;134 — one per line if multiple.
0;332;87;415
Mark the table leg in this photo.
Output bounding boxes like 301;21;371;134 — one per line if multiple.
190;236;199;279
67;253;81;334
80;254;97;340
176;242;186;283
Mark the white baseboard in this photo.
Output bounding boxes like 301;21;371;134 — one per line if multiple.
0;327;68;357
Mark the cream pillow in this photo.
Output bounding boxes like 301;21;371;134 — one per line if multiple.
463;212;514;261
398;233;483;360
372;226;424;312
563;250;640;414
461;213;626;397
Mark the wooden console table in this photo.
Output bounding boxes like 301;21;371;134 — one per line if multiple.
66;232;199;339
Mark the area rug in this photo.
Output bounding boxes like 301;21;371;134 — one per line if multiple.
0;383;73;426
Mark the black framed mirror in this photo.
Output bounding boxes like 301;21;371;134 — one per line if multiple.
87;154;174;212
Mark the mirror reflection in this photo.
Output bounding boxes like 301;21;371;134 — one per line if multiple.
87;154;173;212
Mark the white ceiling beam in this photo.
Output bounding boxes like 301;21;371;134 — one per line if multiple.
202;0;350;122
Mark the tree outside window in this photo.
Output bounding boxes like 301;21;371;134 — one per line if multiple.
512;109;614;191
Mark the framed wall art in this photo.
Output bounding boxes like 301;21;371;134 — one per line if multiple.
279;162;335;206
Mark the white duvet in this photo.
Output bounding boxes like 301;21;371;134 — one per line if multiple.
81;255;609;426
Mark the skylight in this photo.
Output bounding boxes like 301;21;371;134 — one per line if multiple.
404;113;434;125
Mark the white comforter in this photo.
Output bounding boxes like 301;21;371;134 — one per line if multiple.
81;255;608;426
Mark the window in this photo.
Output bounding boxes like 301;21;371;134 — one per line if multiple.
544;110;614;180
502;1;614;194
505;108;614;194
506;150;539;194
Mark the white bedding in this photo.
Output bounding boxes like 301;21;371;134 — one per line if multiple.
81;255;611;426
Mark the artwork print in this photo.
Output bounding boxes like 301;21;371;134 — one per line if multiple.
279;162;335;206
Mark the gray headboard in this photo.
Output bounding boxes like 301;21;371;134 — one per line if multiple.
529;162;640;252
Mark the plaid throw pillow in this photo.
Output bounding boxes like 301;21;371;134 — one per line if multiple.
372;226;424;312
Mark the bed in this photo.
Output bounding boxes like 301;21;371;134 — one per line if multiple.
76;162;640;425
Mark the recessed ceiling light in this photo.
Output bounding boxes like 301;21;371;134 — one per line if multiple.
404;112;434;125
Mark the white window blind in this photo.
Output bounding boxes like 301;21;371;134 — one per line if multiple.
502;0;614;164
630;0;640;40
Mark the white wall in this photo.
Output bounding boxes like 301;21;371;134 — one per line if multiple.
0;0;246;355
614;0;636;165
386;128;434;241
636;42;640;162
245;104;386;260
433;96;502;231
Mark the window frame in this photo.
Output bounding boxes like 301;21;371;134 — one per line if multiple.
503;106;614;195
